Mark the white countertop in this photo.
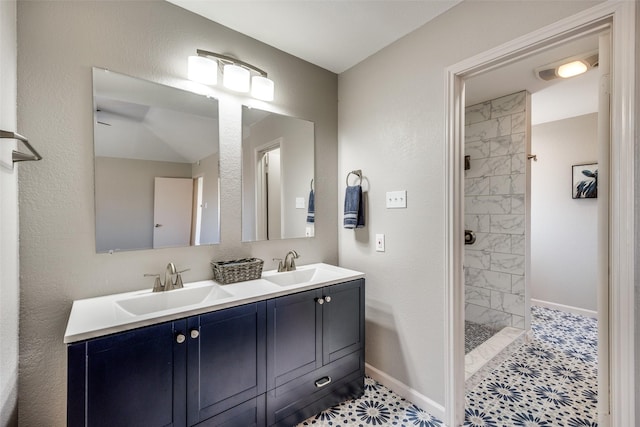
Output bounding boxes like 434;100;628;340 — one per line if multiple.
64;263;364;344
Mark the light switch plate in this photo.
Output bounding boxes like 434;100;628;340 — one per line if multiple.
386;190;407;208
375;234;385;252
296;197;305;209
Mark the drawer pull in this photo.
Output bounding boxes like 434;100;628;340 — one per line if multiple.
314;376;332;388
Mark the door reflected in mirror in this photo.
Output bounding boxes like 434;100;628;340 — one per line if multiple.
93;68;220;253
242;106;315;241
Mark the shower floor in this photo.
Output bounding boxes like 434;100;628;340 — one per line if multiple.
465;321;497;354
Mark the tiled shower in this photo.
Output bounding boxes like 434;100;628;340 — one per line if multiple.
464;91;529;353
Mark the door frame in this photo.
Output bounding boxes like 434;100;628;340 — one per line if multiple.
443;2;635;426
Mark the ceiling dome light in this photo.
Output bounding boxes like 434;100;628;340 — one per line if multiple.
557;60;588;78
223;64;250;92
187;56;217;85
251;76;275;101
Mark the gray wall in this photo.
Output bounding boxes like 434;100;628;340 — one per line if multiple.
191;152;220;244
338;0;599;408
95;157;193;252
17;2;338;425
464;91;529;332
0;1;19;425
531;113;598;312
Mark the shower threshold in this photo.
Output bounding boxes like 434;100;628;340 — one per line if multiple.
465;326;525;382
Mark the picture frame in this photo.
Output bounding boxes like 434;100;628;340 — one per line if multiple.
572;162;598;199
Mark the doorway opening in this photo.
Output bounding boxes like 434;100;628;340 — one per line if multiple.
444;3;635;426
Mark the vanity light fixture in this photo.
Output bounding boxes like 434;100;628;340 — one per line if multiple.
188;49;275;101
535;50;598;81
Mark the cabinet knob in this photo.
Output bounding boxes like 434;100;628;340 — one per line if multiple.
316;297;324;305
176;333;186;344
324;296;332;303
190;329;200;339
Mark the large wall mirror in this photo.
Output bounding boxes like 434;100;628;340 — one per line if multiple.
242;106;315;241
93;68;220;253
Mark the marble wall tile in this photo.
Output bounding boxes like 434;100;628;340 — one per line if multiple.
511;314;525;329
491;214;525;234
490;91;526;118
465;101;491;125
511;194;525;214
465;284;491;307
465;267;512;292
511;235;525;255
490;133;525;156
491;252;525;275
465;116;511;143
490;291;525;315
465;214;491;233
465;177;490;195
465;155;512;178
489;174;524;195
465;195;511;214
465;139;491;160
464;249;491;269
471;232;511;253
512;275;525;295
511;111;526;134
511;152;526;174
465;304;513;330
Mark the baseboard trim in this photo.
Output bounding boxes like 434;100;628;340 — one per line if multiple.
364;363;445;421
531;298;597;319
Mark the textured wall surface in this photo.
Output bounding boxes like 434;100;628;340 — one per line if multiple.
0;1;19;425
17;2;337;425
531;113;598;312
338;0;599;409
464;91;529;331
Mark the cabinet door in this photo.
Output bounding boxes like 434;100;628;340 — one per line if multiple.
187;302;266;426
322;279;365;364
68;320;187;427
266;288;322;390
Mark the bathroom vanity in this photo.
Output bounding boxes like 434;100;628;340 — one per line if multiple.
65;263;364;427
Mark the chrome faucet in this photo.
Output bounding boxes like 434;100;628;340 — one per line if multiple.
284;250;299;271
165;262;177;290
273;250;299;272
145;263;190;292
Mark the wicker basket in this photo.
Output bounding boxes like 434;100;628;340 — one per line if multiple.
211;258;264;284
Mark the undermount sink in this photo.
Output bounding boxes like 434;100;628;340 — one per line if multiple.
263;268;316;286
115;285;232;316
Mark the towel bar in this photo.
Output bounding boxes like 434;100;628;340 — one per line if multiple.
0;130;42;163
346;169;362;186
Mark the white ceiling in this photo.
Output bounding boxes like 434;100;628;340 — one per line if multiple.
167;0;463;74
466;33;601;125
168;1;600;124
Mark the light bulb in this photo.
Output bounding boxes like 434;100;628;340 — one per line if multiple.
223;64;250;92
557;60;588;78
251;76;275;101
187;56;217;85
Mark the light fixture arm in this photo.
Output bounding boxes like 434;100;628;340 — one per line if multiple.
196;49;268;77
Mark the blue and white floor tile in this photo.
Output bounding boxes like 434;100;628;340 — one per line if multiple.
298;376;444;426
300;306;597;426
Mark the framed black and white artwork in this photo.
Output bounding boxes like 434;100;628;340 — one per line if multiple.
572;163;597;199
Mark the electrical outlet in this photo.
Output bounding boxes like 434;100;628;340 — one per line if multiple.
375;234;385;252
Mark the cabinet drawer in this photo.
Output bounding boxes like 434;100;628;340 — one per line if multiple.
195;394;265;427
266;352;364;426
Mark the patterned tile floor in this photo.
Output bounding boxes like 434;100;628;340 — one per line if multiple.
299;306;597;427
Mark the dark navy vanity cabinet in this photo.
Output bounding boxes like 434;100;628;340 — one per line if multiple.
266;279;365;427
67;278;364;427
